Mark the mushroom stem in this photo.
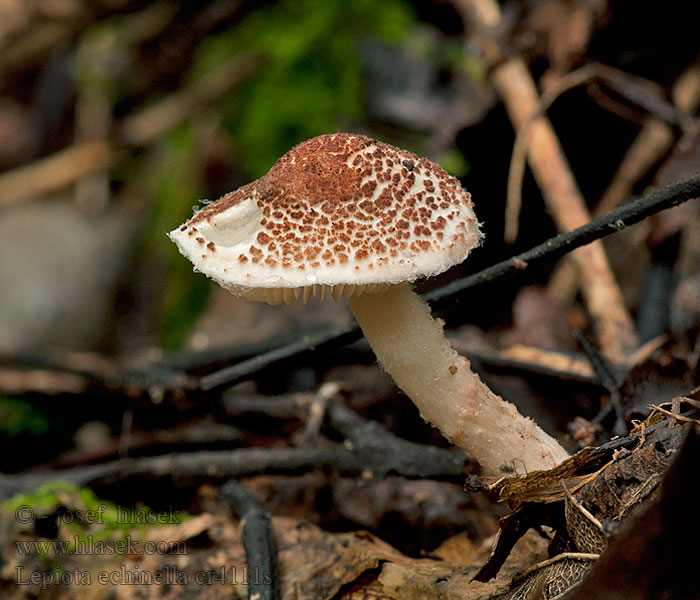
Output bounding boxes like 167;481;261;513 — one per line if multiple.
347;283;569;474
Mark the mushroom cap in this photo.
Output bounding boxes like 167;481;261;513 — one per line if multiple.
168;133;482;305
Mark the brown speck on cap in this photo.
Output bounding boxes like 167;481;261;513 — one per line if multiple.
168;133;482;305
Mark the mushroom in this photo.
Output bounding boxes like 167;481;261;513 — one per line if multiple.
169;133;569;474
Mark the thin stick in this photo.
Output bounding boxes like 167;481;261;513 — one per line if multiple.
199;323;361;391
505;63;602;244
505;63;692;243
197;173;700;391
483;344;596;382
426;173;700;307
492;58;638;362
119;52;264;147
0;367;88;395
0;141;110;206
548;59;700;303
574;331;626;435
459;0;638;362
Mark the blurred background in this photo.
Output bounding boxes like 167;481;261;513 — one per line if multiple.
1;0;699;488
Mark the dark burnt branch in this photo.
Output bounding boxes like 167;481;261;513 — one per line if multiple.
574;331;627;435
325;401;471;478
596;68;687;127
223;391;314;420
198;324;361;392
449;339;600;387
424;173;700;311
0;410;468;499
220;479;280;600
0;348;116;385
0;347;197;398
573;331;620;390
224;394;473;479
197;173;700;391
223;395;474;480
0;447;359;500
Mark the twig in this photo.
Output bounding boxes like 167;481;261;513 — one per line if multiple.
198;324;362;392
324;401;469;480
51;420;243;468
118;52;265;147
0;410;468;499
223;392;315;420
504;63;696;244
505;63;601;244
228;395;472;480
586;81;653;126
575;331;626;435
459;0;639;361
0;141;110;206
480;343;596;384
596;70;690;128
425;173;700;309
0;348;117;386
196;173;700;391
0;447;355;500
648;402;700;426
0;347;197;398
548;58;700;303
220;479;280;600
573;331;619;390
0;367;88;395
492;57;638;362
301;382;339;446
582;66;695;131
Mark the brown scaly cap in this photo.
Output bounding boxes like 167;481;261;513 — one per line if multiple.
169;133;482;305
